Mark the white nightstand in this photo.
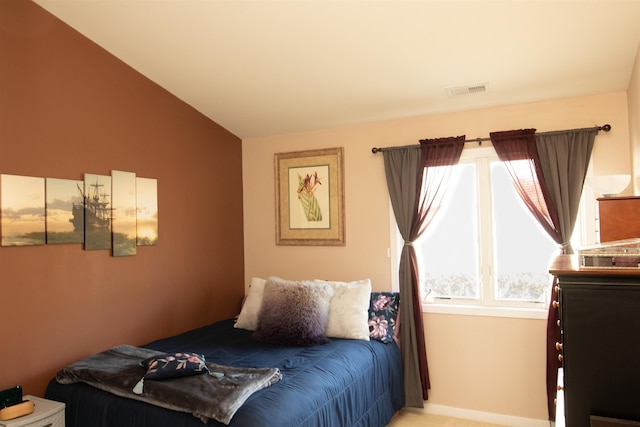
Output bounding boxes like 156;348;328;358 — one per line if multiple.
0;395;64;427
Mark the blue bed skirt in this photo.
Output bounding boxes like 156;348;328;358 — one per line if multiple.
46;318;405;426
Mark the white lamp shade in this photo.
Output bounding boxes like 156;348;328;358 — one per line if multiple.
587;174;631;197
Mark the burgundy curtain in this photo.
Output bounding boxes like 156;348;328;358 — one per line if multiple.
382;135;464;406
414;136;465;396
489;129;562;244
490;130;563;421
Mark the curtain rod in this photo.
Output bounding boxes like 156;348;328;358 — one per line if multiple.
370;124;611;154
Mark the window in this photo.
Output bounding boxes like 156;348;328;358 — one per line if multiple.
410;146;561;311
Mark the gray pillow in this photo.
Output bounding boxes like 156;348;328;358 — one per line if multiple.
252;277;333;346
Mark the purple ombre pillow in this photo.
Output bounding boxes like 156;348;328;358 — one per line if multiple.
252;277;333;346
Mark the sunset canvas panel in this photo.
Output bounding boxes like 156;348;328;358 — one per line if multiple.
83;173;112;251
46;177;84;244
136;177;158;246
112;170;137;256
1;174;46;246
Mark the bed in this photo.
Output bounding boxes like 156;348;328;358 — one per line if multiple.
45;278;405;427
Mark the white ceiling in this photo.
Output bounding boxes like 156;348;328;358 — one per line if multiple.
34;0;640;140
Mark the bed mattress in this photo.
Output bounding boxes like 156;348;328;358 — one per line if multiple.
45;318;404;427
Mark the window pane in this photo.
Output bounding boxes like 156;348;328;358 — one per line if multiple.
417;164;479;300
491;161;556;302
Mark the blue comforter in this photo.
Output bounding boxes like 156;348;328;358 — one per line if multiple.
46;318;405;427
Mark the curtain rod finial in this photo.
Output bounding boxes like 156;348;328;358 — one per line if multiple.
372;147;381;153
601;124;611;132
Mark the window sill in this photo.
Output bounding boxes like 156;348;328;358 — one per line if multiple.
422;303;548;320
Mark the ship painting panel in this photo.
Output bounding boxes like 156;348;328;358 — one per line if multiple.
81;174;113;250
111;170;137;256
46;177;84;244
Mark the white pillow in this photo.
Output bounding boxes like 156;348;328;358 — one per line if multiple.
234;277;267;330
235;276;372;341
316;279;372;341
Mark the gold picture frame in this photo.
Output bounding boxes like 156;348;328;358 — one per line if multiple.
275;147;345;246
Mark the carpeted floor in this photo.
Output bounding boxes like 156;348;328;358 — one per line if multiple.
387;408;506;427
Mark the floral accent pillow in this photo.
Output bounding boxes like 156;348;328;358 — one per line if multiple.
368;292;400;344
141;352;210;380
133;352;213;394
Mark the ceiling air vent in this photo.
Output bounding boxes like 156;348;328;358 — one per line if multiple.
445;82;490;98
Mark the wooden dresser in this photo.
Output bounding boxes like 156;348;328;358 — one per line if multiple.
550;255;640;426
598;196;640;242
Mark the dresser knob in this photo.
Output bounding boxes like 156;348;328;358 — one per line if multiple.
555;342;563;351
558;354;563;362
557;385;563;391
557;320;561;327
552;300;559;308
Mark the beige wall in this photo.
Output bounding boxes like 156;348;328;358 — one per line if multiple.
242;92;630;421
424;314;547;419
630;42;640;194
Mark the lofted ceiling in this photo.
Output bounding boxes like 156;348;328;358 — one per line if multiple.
34;0;640;140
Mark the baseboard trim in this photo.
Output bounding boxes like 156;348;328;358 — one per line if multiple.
411;402;550;427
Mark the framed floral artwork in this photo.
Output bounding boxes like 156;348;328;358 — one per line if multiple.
275;147;345;246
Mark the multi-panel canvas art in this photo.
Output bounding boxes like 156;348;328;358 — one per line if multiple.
0;171;158;255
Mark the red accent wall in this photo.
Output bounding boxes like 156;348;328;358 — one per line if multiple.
0;0;244;396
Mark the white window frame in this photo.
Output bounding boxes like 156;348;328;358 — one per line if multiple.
388;146;595;320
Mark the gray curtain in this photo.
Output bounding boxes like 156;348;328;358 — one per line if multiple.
536;128;596;420
536;129;597;254
383;147;425;407
382;136;464;407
